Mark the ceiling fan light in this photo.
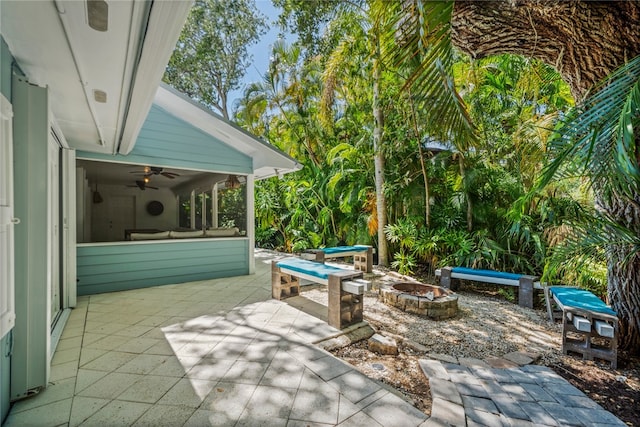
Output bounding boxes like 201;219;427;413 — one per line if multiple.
225;174;241;189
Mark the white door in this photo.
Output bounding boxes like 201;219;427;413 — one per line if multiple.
49;132;61;327
0;94;15;338
108;195;135;241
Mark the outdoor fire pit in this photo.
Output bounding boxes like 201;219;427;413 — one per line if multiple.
380;282;458;320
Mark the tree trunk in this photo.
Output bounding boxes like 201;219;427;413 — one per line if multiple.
599;190;640;353
449;0;640;353
373;41;389;267
408;91;431;228
451;1;640;102
457;153;472;232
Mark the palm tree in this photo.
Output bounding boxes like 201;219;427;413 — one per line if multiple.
317;2;392;266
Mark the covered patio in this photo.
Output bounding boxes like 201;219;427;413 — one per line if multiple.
3;250;427;427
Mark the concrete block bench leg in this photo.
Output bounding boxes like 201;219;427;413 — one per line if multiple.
354;246;373;273
312;250;326;263
439;267;457;290
518;276;536;309
328;274;363;329
272;261;300;300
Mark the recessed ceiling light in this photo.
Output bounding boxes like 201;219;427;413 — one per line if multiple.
93;90;107;103
87;0;108;32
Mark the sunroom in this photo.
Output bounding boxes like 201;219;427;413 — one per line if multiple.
75;84;300;296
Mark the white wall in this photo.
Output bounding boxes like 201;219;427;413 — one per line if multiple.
90;184;177;242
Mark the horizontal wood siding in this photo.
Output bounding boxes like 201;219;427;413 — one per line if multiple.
77;105;252;174
77;239;249;295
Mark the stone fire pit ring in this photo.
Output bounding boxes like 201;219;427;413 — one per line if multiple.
380;282;458;320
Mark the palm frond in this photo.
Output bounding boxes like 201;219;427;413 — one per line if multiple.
380;0;475;145
539;55;640;197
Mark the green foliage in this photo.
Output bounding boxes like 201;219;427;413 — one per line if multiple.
164;0;268;119
231;1;618;302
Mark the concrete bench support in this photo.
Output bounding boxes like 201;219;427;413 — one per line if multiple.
437;267;539;309
305;246;373;273
272;259;370;329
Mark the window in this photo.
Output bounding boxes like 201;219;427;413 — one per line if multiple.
178;183;246;233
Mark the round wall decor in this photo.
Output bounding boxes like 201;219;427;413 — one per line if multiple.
146;200;164;216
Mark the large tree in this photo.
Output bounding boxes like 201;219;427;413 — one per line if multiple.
164;0;268;119
393;0;640;352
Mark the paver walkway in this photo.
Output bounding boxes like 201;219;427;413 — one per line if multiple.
3;249;626;426
420;359;625;427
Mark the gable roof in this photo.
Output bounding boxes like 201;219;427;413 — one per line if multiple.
152;84;301;180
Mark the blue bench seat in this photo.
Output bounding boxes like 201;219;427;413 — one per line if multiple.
276;258;349;282
435;266;540;308
547;286;616;316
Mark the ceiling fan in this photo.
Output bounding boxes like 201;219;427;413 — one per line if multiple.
130;166;180;179
127;180;158;191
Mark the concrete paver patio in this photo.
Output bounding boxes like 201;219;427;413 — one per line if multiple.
3;249;625;426
4;250;427;427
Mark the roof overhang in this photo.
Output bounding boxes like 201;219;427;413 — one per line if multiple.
0;0;192;155
154;84;302;180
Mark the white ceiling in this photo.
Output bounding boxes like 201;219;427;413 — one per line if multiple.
77;159;232;191
1;0;192;154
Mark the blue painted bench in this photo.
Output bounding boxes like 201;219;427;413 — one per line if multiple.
302;245;373;273
435;266;541;308
544;286;618;368
272;257;371;329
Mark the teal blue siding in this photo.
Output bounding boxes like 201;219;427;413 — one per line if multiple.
77;239;250;295
77;105;253;174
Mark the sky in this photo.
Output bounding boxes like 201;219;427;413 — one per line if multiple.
228;0;287;109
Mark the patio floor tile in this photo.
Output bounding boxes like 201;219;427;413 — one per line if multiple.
3;398;72;427
76;372;143;400
199;381;258;421
131;404;196;427
79;399;152;426
116;374;180;403
68;396;111;427
9;377;75;414
156;378;216;408
115;353;169;375
80;350;137;372
74;369;109;394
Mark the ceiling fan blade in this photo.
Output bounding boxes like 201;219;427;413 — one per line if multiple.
161;172;178;179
